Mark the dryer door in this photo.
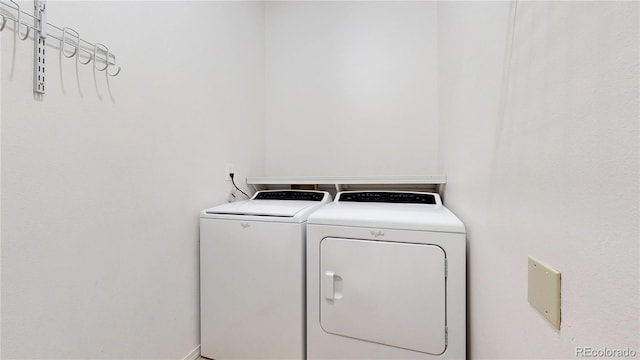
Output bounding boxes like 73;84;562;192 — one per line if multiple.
320;237;447;355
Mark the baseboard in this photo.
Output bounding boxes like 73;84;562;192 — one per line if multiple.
182;345;201;360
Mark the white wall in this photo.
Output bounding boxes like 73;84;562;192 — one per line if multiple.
0;30;3;360
1;1;264;359
2;2;638;360
264;1;438;177
438;1;639;358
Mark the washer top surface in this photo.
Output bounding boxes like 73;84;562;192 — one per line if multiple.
201;190;331;223
307;191;465;233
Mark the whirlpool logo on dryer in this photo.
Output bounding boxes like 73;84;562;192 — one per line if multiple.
370;230;385;238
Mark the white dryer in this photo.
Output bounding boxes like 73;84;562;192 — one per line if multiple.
306;191;466;360
200;190;332;360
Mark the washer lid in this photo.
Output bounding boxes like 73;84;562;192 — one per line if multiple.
205;200;321;217
202;190;332;220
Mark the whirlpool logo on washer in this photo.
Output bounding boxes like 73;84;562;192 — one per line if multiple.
370;230;385;238
240;222;251;229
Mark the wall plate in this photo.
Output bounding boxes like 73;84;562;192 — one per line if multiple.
527;256;561;330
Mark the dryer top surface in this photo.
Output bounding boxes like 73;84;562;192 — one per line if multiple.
307;201;465;233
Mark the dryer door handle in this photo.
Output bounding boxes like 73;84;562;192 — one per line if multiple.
323;271;336;301
323;271;343;301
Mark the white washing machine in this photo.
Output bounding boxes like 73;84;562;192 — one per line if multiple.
306;191;466;360
200;190;332;360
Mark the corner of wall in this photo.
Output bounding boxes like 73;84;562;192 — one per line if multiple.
181;345;200;360
0;30;4;360
434;1;442;175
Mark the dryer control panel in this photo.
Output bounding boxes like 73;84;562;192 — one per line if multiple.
337;191;437;205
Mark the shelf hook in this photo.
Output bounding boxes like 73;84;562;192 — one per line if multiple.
106;52;121;77
0;1;18;33
93;43;109;72
61;27;79;58
9;0;30;40
0;1;16;32
108;64;121;77
77;47;93;65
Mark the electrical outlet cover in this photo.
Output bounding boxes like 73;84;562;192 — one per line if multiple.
528;256;561;329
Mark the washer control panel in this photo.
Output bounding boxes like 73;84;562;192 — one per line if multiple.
253;190;326;201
